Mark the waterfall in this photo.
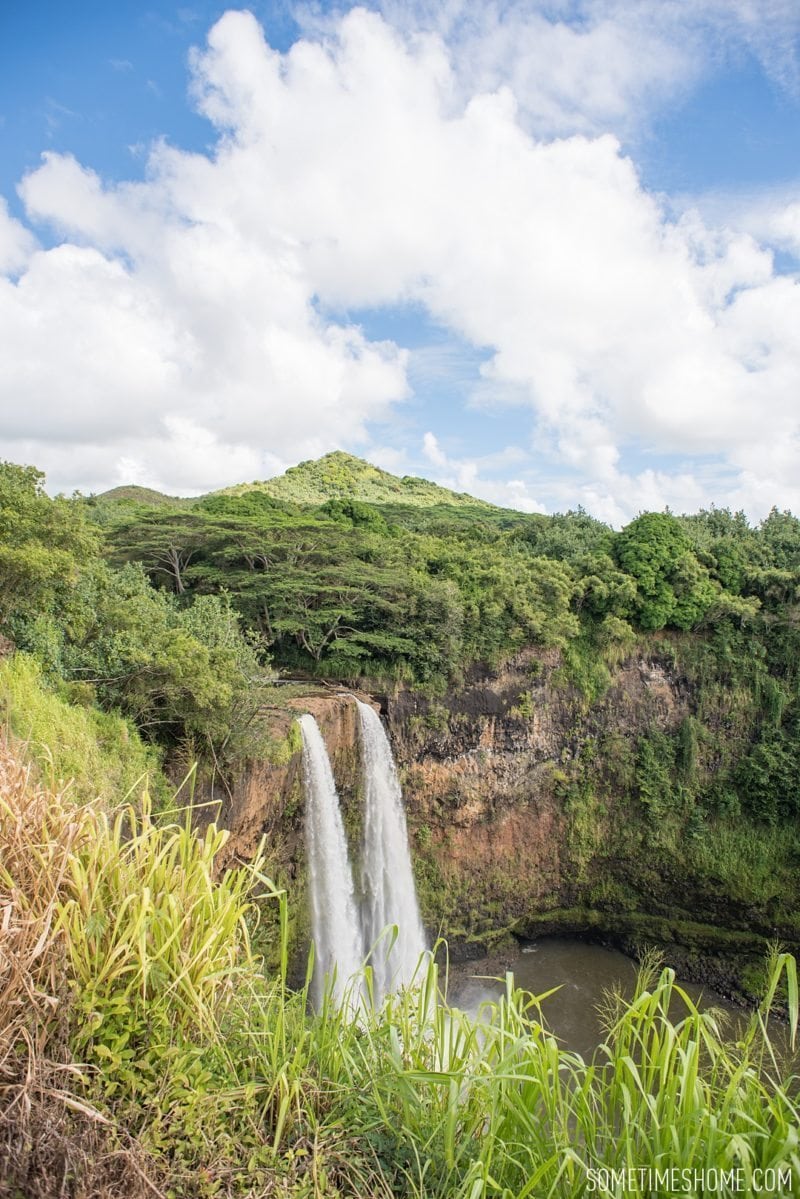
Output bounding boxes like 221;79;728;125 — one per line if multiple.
299;714;363;1008
357;699;427;1002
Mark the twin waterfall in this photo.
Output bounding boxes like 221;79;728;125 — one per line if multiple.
299;700;427;1007
298;713;364;1005
359;702;428;1001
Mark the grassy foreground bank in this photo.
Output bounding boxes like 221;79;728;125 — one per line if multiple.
1;740;797;1199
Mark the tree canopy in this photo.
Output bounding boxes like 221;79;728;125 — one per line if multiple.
4;455;800;824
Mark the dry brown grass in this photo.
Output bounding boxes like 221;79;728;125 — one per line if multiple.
0;743;163;1199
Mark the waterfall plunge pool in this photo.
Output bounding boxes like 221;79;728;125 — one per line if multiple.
449;936;743;1058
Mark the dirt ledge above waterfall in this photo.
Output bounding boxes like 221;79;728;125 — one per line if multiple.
186;689;378;876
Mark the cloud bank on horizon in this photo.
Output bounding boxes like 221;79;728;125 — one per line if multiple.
2;0;800;524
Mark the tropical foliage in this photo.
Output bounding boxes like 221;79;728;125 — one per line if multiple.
3;453;800;799
2;749;797;1198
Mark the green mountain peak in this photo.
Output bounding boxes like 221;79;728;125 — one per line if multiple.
222;450;496;509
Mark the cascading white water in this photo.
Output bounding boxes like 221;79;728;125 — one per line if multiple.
299;713;363;1008
357;699;427;1002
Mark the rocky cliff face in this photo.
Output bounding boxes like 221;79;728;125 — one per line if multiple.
385;648;689;939
383;646;797;995
205;692;365;870
192;649;795;998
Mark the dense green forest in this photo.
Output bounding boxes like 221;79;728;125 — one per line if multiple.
2;452;799;1197
4;450;800;827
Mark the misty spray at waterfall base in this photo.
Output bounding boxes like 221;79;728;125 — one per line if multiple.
299;704;427;1008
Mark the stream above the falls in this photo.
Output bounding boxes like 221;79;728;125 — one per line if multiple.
449;936;742;1058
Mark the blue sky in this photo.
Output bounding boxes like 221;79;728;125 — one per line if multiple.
1;1;800;523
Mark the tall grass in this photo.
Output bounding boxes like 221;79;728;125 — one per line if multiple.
0;653;170;808
311;953;798;1198
1;731;798;1197
0;744;161;1197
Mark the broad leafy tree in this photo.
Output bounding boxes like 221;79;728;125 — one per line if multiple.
0;461;98;642
614;512;716;631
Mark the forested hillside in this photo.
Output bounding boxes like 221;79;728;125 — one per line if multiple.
4;452;800;833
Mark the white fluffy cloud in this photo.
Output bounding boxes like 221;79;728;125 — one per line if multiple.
695;186;800;266
1;4;800;518
422;431;546;512
356;0;800;138
0;198;38;275
4;122;410;493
